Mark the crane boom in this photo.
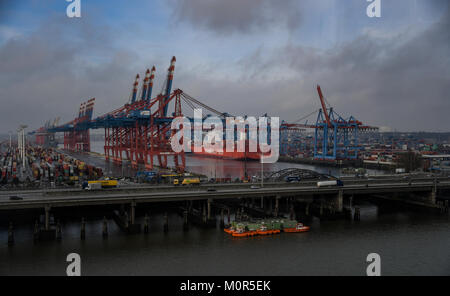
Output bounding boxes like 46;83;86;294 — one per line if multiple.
317;85;332;127
141;69;150;101
130;74;140;104
146;66;156;101
163;56;176;116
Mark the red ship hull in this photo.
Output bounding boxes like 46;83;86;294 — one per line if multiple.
191;145;263;160
191;150;261;160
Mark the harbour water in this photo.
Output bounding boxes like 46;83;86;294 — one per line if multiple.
1;205;449;276
61;141;387;179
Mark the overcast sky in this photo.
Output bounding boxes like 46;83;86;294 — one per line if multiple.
0;0;449;133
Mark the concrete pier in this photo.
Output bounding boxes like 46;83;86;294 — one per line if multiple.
337;190;344;212
354;207;361;221
202;204;207;223
183;210;189;231
44;205;50;231
7;222;14;246
56;220;62;241
220;209;224;228
207;198;212;220
33;220;39;242
112;209;141;234
163;212;169;233
144;213;149;233
274;196;279;217
181;205;216;228
102;216;108;238
80;217;86;240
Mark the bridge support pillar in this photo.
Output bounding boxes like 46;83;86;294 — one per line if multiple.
124;212;129;228
7;222;14;246
80;217;86;240
130;201;136;225
202;204;207;223
144;213;149;233
44;205;51;231
33;220;39;242
183;210;189;231
429;186;437;205
56;220;62;241
336;190;344;213
102;217;108;238
260;197;264;209
354;207;361;221
207;198;212;220
164;212;169;232
274;195;280;217
220;209;224;228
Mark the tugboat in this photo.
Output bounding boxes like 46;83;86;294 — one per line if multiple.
283;222;310;233
224;225;235;234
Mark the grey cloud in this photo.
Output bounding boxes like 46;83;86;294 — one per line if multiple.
169;0;302;35
1;3;448;135
0;17;140;132
186;6;450;132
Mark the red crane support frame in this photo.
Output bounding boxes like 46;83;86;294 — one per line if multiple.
104;89;185;172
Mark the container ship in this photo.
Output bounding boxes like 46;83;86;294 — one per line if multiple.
190;132;268;160
191;145;262;160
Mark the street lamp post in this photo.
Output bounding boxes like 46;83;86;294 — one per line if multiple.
260;156;264;188
17;129;21;158
18;125;27;172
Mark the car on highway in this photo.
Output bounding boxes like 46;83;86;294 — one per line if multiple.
250;185;261;189
9;196;23;201
285;176;301;183
207;188;217;192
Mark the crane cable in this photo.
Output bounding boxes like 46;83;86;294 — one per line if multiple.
293;109;321;124
181;92;230;118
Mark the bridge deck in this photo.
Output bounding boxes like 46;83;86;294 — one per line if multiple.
1;179;449;210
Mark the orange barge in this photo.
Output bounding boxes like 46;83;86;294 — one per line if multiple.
231;228;257;237
256;225;281;235
283;223;310;233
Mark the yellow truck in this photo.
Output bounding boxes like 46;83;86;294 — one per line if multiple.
174;177;200;186
84;180;118;190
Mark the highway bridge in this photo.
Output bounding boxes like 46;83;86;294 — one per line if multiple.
1;177;449;226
